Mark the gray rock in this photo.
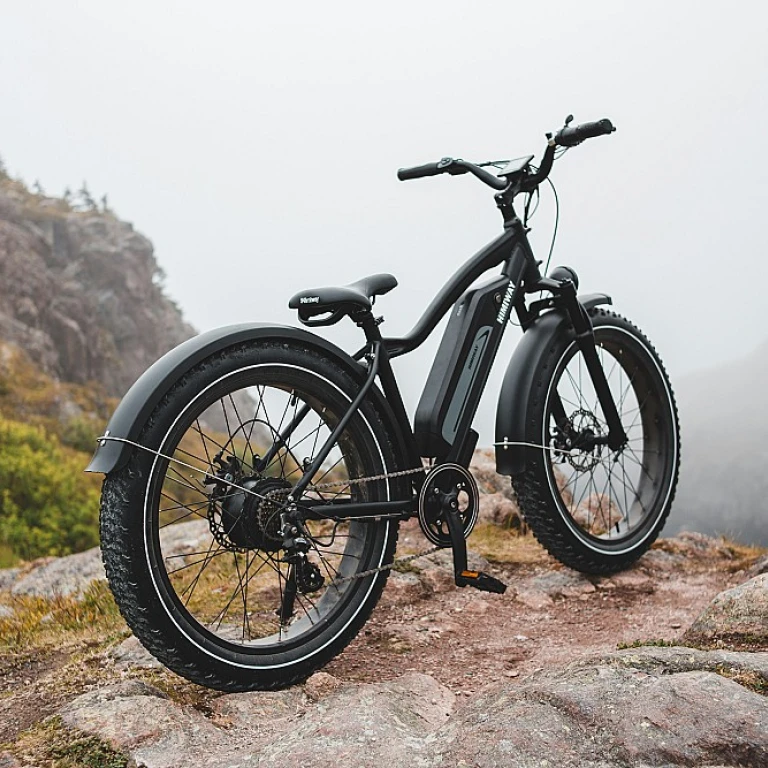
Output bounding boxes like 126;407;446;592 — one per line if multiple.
303;671;343;701
531;569;597;598
748;554;768;578
0;605;14;619
684;572;768;647
604;645;768;680
60;672;453;768
0;567;20;592
211;687;305;742
60;681;243;768
58;651;768;768
109;635;163;670
513;568;597;609
431;651;768;768
386;570;428;601
259;673;455;767
0;188;195;397
12;547;104;598
10;519;210;598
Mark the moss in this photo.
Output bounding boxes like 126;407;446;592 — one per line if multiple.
12;716;130;768
714;665;768;696
616;638;678;650
469;523;548;565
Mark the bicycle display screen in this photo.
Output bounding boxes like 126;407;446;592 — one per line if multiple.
497;155;534;177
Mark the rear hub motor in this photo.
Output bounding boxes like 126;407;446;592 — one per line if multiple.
213;476;291;552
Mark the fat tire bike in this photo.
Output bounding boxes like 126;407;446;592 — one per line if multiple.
89;116;680;691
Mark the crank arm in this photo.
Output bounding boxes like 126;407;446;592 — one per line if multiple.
444;503;507;595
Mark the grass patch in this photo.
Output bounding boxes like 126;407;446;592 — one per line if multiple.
0;581;124;652
469;523;548;565
652;535;767;573
12;715;130;768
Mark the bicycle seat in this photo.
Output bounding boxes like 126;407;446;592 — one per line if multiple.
289;273;397;326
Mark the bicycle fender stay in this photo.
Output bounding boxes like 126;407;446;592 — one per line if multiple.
495;293;611;476
86;324;402;475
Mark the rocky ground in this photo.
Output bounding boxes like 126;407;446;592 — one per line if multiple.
0;517;766;767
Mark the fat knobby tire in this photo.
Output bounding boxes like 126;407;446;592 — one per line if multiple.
99;341;402;691
511;309;681;574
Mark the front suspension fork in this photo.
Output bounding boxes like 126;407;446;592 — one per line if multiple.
559;283;627;451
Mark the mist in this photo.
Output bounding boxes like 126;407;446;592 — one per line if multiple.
1;1;766;540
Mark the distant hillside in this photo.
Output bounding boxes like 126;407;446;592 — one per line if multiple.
0;170;196;564
0;175;194;397
671;339;768;545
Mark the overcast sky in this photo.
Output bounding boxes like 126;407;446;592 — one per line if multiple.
1;1;766;444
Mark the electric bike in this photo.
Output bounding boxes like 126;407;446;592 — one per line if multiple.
88;116;680;690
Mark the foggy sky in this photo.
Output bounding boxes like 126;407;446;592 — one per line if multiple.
2;1;767;445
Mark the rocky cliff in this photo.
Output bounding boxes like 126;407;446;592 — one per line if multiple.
0;178;194;398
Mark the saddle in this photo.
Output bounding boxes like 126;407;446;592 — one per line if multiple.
289;273;397;326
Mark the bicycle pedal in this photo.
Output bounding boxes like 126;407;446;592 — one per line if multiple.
455;569;507;594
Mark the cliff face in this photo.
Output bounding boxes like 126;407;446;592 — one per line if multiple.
0;181;194;398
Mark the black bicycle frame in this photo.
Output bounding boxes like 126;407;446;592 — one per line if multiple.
288;211;625;522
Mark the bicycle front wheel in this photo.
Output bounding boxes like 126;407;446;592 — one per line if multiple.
512;309;680;574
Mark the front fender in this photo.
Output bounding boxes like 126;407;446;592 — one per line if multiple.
86;324;372;474
495;293;611;476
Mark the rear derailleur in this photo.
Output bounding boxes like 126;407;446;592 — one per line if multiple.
277;510;325;624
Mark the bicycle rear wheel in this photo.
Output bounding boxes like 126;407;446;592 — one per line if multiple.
512;309;680;573
100;341;402;690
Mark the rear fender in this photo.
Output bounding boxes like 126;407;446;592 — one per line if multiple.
86;324;405;474
495;293;611;476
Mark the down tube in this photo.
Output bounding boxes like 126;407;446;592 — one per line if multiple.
415;244;529;460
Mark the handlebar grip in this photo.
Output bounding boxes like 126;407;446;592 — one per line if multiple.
397;162;444;181
556;118;616;147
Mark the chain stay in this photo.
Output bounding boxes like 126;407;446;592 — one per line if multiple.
94;435;462;585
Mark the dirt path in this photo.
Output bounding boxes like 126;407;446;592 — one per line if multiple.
0;525;759;757
325;523;753;695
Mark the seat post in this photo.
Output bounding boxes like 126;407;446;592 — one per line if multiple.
355;310;384;344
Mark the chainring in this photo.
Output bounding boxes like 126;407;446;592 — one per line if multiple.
417;463;479;547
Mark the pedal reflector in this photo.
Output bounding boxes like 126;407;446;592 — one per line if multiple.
456;570;507;594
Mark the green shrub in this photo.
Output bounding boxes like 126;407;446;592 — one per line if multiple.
0;415;101;560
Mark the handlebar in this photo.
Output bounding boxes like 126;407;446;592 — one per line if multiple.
555;118;615;147
397;162;446;181
397;116;615;192
397;157;507;190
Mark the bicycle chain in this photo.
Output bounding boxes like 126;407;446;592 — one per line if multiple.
303;464;442;585
306;463;428;493
97;435;443;584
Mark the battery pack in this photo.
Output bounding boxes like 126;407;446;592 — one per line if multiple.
414;275;509;458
